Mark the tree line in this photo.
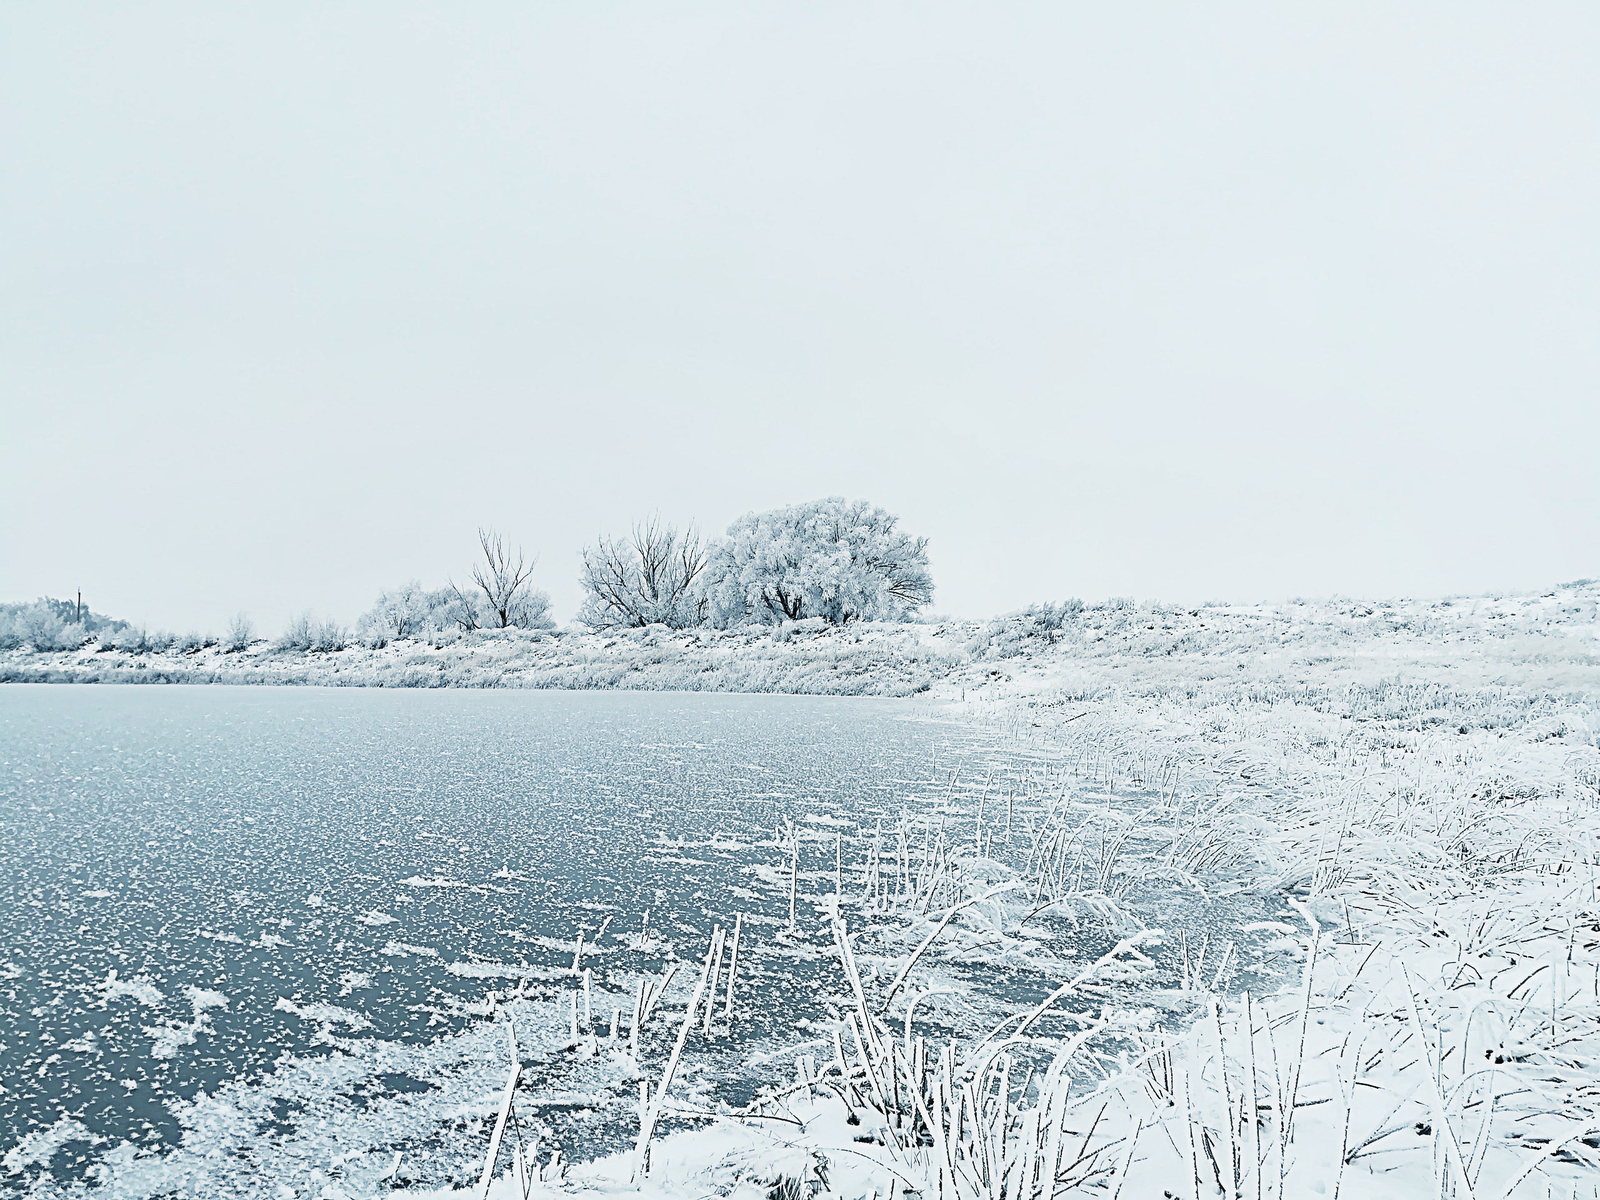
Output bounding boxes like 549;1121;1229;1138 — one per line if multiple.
2;497;934;653
357;496;933;646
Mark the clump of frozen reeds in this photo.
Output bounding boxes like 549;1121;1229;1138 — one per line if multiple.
728;916;1164;1198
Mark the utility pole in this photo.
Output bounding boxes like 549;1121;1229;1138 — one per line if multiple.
76;589;82;623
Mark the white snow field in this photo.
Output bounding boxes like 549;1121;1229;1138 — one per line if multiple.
4;580;1599;1198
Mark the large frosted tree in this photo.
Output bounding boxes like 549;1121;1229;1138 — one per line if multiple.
699;497;933;626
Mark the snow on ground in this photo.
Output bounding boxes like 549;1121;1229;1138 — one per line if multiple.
6;580;1600;1197
0;618;957;694
3;582;1596;701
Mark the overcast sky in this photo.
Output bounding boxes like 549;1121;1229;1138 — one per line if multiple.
3;4;1596;634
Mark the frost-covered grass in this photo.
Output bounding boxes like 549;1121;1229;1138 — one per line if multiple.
0;618;961;696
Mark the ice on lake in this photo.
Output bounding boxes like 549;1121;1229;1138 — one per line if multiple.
0;686;1024;1192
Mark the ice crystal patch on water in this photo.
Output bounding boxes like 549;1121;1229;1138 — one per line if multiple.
1;1117;93;1177
404;875;471;889
275;997;371;1031
143;987;228;1059
99;973;165;1009
380;941;439;958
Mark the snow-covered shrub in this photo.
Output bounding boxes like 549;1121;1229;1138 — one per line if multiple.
223;612;254;652
356;583;483;645
0;600;97;650
0;597;127;648
110;624;153;654
772;617;830;643
577;517;710;630
357;581;424;646
967;601;1081;658
699;497;933;627
276;612;315;651
310;618;346;653
276;613;345;652
422;623;461;648
173;631;213;655
14;605;83;651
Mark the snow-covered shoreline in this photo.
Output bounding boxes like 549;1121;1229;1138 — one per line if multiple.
6;582;1598;701
8;582;1600;1197
431;583;1600;1198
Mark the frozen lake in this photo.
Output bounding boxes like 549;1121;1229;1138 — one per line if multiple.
1;685;1011;1187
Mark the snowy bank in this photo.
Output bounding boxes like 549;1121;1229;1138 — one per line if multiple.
4;580;1598;701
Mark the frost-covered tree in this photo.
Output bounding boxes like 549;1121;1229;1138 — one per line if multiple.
698;497;934;627
356;582;462;644
15;604;81;651
354;580;533;645
173;630;215;654
450;528;554;630
577;517;710;630
0;597;126;650
275;612;315;651
356;581;429;644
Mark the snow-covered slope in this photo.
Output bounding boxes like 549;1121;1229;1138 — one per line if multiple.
6;581;1598;699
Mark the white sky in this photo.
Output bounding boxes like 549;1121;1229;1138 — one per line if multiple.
3;4;1596;634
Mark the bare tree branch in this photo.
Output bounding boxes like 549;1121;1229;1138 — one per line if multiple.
578;516;709;630
448;528;546;630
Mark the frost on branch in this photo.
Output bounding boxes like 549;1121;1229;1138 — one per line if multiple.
699;497;934;627
577;516;709;630
449;528;554;631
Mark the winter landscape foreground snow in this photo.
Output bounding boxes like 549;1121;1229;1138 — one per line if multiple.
6;581;1600;1198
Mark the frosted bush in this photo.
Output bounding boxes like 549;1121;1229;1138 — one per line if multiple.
110;624;152;654
310;618;346;653
223;612;254;652
356;580;426;646
1;596;127;649
966;601;1083;658
276;612;315;651
5;602;86;651
699;497;934;627
357;582;520;645
270;612;346;652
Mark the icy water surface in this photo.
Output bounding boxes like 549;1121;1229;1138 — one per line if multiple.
0;685;1010;1189
2;686;1286;1195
